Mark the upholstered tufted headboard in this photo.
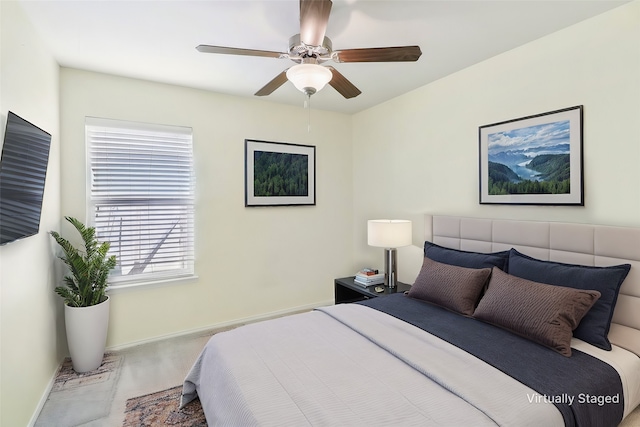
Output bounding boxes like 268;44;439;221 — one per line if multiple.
425;215;640;356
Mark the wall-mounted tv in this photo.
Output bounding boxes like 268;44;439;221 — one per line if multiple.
0;111;52;245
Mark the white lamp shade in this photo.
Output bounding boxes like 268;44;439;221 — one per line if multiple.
286;64;333;94
367;220;412;248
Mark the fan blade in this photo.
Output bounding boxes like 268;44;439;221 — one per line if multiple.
300;0;332;46
333;46;422;63
196;45;283;59
327;66;361;99
254;71;289;96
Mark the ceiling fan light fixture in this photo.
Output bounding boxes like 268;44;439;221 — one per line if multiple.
197;0;421;100
286;63;332;96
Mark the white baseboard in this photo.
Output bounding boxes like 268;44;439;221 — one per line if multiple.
106;299;334;352
28;359;65;427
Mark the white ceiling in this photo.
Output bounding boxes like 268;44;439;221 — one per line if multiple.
18;0;629;114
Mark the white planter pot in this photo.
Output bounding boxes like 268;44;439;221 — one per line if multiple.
65;296;110;373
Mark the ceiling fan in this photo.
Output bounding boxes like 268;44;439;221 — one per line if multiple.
196;0;422;99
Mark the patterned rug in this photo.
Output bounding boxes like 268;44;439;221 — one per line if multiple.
52;352;122;392
36;353;123;426
123;385;206;426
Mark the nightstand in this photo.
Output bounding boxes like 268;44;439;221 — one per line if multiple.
334;276;412;304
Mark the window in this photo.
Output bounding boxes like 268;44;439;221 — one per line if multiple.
86;117;195;286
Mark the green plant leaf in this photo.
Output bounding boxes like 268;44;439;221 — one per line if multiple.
50;217;117;307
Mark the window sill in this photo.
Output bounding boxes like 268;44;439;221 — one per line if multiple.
106;274;199;294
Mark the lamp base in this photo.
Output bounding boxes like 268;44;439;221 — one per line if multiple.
384;248;398;289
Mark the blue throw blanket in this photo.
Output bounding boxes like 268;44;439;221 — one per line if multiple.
358;294;623;427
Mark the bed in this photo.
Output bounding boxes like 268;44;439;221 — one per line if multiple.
181;215;640;426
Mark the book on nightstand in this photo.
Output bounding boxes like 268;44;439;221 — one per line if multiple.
354;269;384;286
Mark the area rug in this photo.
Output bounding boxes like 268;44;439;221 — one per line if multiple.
52;352;122;391
123;385;206;426
36;353;123;426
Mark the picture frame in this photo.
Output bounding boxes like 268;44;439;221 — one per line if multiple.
245;139;316;207
479;105;583;205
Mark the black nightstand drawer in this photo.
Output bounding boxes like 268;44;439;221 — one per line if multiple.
334;276;411;304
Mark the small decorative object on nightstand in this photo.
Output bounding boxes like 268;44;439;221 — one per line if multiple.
334;276;411;304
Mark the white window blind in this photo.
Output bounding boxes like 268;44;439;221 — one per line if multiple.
86;117;195;286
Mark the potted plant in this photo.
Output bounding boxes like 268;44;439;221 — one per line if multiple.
50;216;117;373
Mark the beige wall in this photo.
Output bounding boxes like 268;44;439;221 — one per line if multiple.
352;1;640;281
3;0;639;424
0;2;62;426
60;69;354;348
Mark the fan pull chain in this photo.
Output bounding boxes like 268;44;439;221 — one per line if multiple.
304;93;312;133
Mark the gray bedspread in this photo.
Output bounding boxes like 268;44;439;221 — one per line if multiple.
182;303;562;426
359;293;625;426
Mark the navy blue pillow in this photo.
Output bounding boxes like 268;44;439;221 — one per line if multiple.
507;249;631;351
424;241;509;270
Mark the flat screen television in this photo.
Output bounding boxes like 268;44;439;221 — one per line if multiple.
0;111;52;245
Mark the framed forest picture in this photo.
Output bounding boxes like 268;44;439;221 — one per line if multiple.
245;139;316;207
479;105;583;205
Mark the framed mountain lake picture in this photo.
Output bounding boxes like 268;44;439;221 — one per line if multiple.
245;139;315;207
479;105;583;205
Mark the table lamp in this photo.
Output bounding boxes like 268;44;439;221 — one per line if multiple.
367;219;412;289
